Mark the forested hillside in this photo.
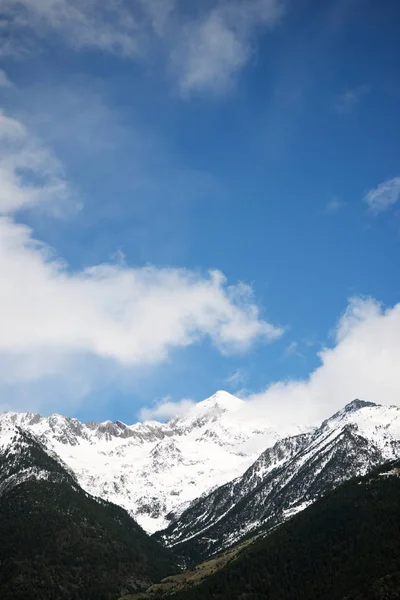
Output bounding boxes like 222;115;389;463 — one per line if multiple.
152;461;400;600
0;427;178;600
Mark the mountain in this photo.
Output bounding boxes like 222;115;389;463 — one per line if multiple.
156;400;400;563
0;421;177;600
2;392;400;555
134;460;400;600
0;391;282;533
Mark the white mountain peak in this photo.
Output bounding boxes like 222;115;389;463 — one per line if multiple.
321;398;400;443
171;390;245;429
198;390;244;411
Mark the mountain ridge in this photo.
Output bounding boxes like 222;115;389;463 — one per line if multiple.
156;399;400;562
2;393;400;541
0;390;282;533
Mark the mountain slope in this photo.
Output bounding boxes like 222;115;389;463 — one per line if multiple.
157;400;400;563
155;460;400;600
0;424;177;600
0;391;282;533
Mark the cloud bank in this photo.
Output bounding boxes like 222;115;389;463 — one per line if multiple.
145;297;400;429
0;220;281;374
140;397;196;421
244;297;400;428
0;108;282;406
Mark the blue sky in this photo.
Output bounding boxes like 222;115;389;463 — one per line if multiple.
0;0;399;426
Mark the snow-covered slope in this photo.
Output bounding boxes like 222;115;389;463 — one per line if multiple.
0;391;281;533
157;399;400;561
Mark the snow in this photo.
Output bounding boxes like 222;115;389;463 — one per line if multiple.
1;394;400;536
322;402;400;461
160;399;400;557
0;423;18;451
282;500;313;520
0;390;281;533
378;468;400;477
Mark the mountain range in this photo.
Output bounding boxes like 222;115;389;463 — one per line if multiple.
1;391;400;569
0;391;285;533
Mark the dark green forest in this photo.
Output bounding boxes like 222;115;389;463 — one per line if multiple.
2;431;400;600
0;432;178;600
164;462;400;600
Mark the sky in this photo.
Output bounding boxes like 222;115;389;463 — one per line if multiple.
0;0;399;429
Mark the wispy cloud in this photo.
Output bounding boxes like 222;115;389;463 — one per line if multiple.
364;177;400;215
171;0;285;95
0;70;13;87
0;110;78;215
283;340;302;358
333;84;370;114
1;0;141;57
6;77;230;267
1;0;285;95
225;367;247;388
325;198;345;214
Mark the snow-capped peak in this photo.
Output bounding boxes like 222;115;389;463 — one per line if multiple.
316;400;400;462
171;390;245;431
0;390;277;533
198;390;244;412
329;399;377;420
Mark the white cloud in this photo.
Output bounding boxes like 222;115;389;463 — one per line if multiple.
363;177;400;215
0;70;13;87
0;109;282;401
172;10;249;95
0;221;282;375
1;0;285;95
148;297;400;430
0;110;77;214
139;397;196;421
334;84;369;114
242;297;400;429
173;0;285;94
